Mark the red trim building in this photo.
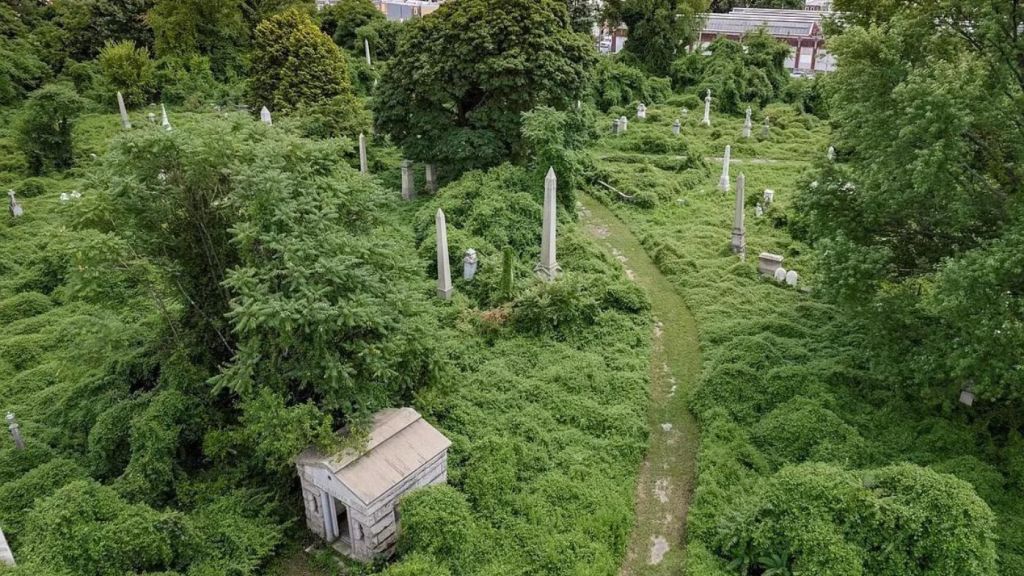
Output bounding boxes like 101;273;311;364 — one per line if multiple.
696;8;833;73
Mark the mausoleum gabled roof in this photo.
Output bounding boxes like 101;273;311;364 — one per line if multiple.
296;408;451;506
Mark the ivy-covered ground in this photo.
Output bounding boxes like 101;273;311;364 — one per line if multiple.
0;107;655;576
590;101;1024;575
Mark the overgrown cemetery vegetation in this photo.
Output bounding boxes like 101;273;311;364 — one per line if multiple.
1;0;1022;575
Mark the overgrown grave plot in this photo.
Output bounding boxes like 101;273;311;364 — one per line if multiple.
588;103;1014;575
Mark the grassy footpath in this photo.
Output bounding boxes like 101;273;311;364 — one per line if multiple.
580;195;701;576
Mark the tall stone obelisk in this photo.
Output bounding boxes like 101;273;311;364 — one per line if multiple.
731;173;747;256
719;145;731;192
436;209;453;299
117;92;131;130
535;167;561;281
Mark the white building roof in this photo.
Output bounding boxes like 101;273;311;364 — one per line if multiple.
702;11;821;38
297;408;451;506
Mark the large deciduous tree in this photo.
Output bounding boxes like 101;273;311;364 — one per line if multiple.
794;1;1024;404
318;0;383;50
603;0;707;76
374;0;595;175
16;83;85;175
248;8;353;112
148;0;248;77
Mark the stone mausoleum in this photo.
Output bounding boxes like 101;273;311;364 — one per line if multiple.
295;408;451;561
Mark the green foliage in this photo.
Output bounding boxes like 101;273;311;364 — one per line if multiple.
521;105;598;209
149;0;248;78
321;0;384;50
374;0;595;175
672;31;791;113
248;8;355;112
512;274;602;335
154;55;219;107
397;485;479;572
603;0;706;75
50;0;156;62
0;5;48;105
0;458;88;543
97;40;156;108
15;83;85;175
591;56;672;112
499;246;515;301
354;18;404;62
285;92;372;139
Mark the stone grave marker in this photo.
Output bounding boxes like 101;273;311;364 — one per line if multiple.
161;104;172;131
743;107;752;139
261;106;273;125
758;253;784;277
535;167;561;281
425;164;438;194
774;267;787;283
702;89;712;126
463;249;478;280
672;119;681;135
719;145;731;191
785;269;799;287
731;174;746;255
436;209;453;299
8;191;22;218
117;91;131;130
401;160;415;200
763;189;775;205
636;102;647;119
359;133;368;174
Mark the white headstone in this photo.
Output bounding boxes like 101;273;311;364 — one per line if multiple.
436;209;452;300
743;108;752;139
463;249;478;281
719;145;731;192
161;104;172;131
59;193;69;203
260;106;273;125
612;118;621;135
148;112;156;124
8;191;23;218
702;90;712;126
364;38;372;66
774;267;787;283
359;133;368;174
755;203;763;218
535;167;561;281
785;269;799;287
636;103;647;119
763;189;775;205
731;173;746;255
117;91;131;130
401;160;415;200
425;164;438;194
6;412;24;450
70;190;81;200
620;116;629;132
959;389;975;406
827;145;836;161
672;119;681;136
761;116;770;138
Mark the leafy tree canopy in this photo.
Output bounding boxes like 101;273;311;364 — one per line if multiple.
603;0;707;76
318;0;383;50
97;39;155;107
248;7;354;112
374;0;596;175
148;0;248;77
15;83;85;175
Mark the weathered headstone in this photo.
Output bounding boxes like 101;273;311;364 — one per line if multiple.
755;203;764;218
785;269;799;287
401;160;415;200
702;89;712;126
261;106;273;125
425;164;438;194
731;173;746;255
672;119;681;136
148;112;156;124
827;145;836;161
436;209;453;300
742;107;752;139
6;412;24;450
612;118;621;135
70;190;81;200
359;133;368;174
719;145;731;192
763;189;775;205
636;102;647;119
161;104;172;131
773;267;787;283
535;167;561;281
117;91;131;130
364;38;372;66
758;253;784;277
0;527;13;567
761;116;770;139
8;191;22;218
60;193;69;203
959;389;976;406
620;116;629;132
463;249;478;281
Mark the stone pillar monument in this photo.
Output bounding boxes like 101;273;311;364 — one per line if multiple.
719;145;731;192
731;173;747;256
436;209;453;300
463;249;478;281
261;106;273;125
117;91;131;130
827;146;836;161
359;133;368;174
702;90;712;126
672;119;681;135
161;104;172;131
6;413;24;450
425;164;438;194
401;160;415;200
8;191;23;218
365;38;372;66
535;167;561;281
743;108;752;139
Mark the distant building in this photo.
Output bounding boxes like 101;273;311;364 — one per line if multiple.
697;8;834;73
804;0;834;12
317;0;442;21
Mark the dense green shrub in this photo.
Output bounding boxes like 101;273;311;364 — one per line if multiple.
0;458;88;542
154;55;218;107
0;292;53;324
397;485;479;573
97;40;156;108
512;274;602;335
592;57;672;112
15;83;85;175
